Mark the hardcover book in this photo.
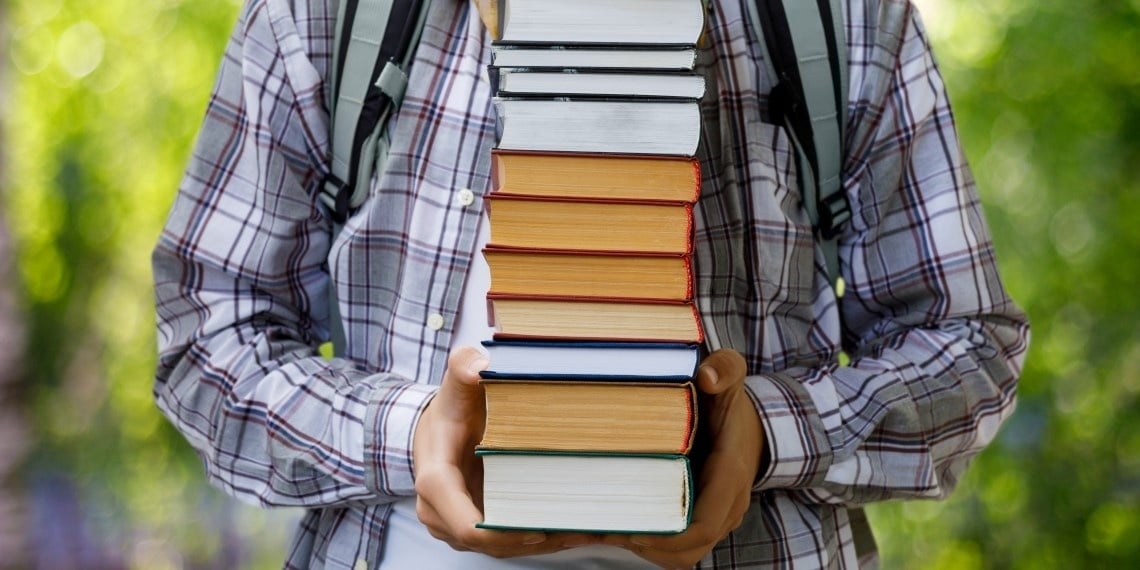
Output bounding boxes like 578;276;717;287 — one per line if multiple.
491;150;700;203
488;295;704;343
479;340;700;380
486;194;694;254
490;45;698;70
478;381;696;453
495;0;706;45
477;451;693;534
483;247;692;300
491;68;706;99
494;98;700;156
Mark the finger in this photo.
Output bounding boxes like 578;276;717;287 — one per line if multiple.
416;462;486;536
435;346;490;422
696;349;747;395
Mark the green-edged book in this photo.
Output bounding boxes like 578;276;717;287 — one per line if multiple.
476;451;693;534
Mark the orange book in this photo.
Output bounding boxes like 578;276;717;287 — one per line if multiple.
479;380;697;454
492;150;700;202
487;195;693;254
489;294;704;343
484;247;692;300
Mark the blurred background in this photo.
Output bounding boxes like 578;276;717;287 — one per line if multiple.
1;0;1138;567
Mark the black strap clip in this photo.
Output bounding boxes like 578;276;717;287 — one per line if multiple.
323;172;353;225
818;188;851;239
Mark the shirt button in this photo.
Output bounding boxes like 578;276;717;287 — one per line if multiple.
457;188;476;207
353;560;368;570
427;313;445;331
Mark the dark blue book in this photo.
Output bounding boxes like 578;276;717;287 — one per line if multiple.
479;340;699;381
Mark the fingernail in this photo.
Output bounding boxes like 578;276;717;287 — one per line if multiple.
703;365;719;385
522;534;545;545
468;358;490;375
631;536;653;547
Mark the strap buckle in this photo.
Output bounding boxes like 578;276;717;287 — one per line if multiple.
817;188;851;239
322;172;352;225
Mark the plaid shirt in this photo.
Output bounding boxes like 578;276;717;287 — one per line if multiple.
153;0;1029;568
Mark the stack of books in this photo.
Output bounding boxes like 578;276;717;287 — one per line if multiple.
476;0;707;535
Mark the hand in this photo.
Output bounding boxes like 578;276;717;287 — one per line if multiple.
413;346;602;558
603;349;765;569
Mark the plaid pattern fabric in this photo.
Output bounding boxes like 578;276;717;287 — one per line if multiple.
152;0;1029;568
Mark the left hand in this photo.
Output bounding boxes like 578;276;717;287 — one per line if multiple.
603;348;765;569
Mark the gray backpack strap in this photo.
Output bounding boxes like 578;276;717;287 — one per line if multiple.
748;0;850;297
325;0;431;356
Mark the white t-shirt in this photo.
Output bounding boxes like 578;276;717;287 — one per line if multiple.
380;213;655;568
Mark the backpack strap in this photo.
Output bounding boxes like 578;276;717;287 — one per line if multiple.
747;0;851;297
325;0;431;356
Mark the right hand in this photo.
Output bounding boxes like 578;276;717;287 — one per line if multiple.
412;346;602;558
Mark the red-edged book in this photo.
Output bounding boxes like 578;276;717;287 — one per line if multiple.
483;246;692;301
488;294;704;344
478;380;697;454
491;149;700;203
486;194;694;254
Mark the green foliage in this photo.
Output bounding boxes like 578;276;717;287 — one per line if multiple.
4;0;293;566
868;0;1140;567
2;0;1138;567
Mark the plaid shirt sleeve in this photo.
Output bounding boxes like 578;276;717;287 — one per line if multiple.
151;0;435;508
748;1;1029;504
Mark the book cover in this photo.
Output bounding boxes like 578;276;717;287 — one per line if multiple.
479;340;700;380
476;451;693;534
486;194;694;254
491;149;700;203
478;380;696;454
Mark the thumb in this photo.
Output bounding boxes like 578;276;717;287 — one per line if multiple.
435;346;490;420
696;349;747;396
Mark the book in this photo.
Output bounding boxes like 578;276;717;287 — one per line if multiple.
486;195;694;254
479;380;696;453
484;247;692;300
491;150;700;202
492;69;706;99
494;98;700;156
477;451;693;533
480;340;700;380
496;0;706;45
489;295;704;343
490;45;698;70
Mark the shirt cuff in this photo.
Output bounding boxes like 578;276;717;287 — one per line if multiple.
745;370;834;490
363;380;439;497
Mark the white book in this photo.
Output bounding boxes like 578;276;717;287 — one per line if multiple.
477;452;692;533
495;69;706;99
491;46;698;71
480;340;699;380
494;98;701;156
499;0;706;45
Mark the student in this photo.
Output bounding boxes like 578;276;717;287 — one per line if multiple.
152;0;1029;567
